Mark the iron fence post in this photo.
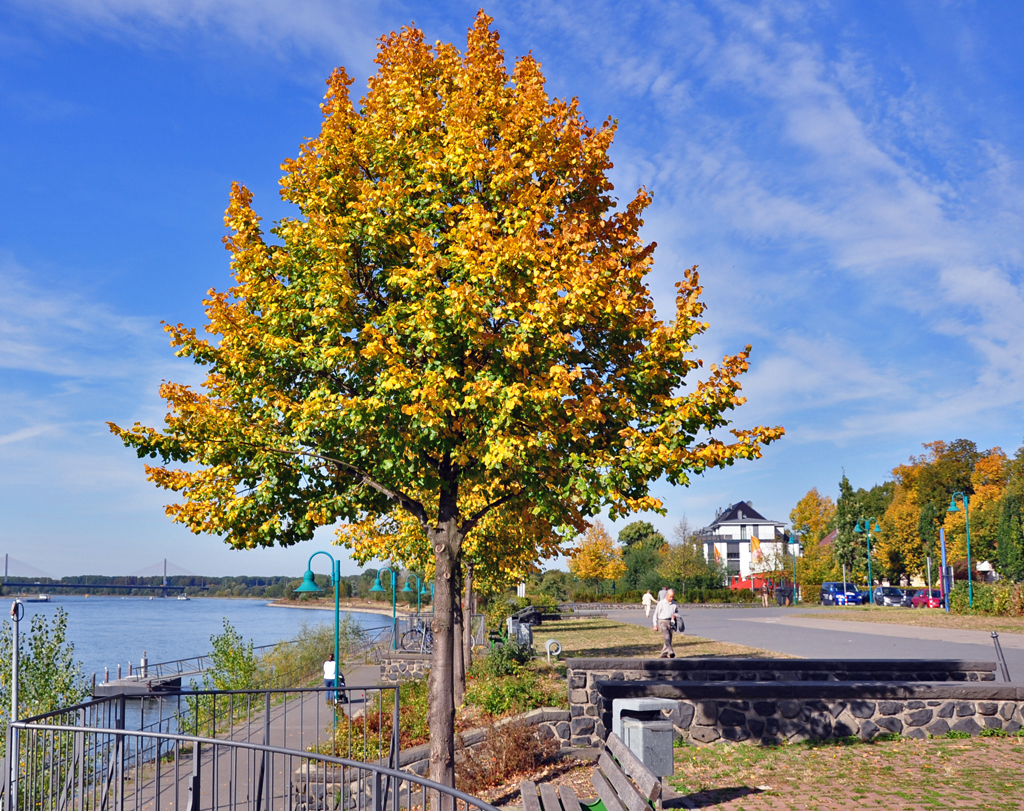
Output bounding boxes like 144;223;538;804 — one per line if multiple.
184;741;201;811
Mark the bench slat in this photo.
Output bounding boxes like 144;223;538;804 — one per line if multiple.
522;781;543;811
591;768;628;811
598;752;650;811
558;785;586;811
539;783;563;811
605;733;661;803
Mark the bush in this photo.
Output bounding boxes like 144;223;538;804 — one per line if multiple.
482;639;532;677
465;666;566;717
456;721;559;793
259;618;365;687
949;581;1024;616
0;608;89;755
680;588;758;604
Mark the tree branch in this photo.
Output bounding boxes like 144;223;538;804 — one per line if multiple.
460;490;520;535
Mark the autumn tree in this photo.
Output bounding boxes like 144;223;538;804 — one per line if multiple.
942;448;1006;564
878;464;924;582
569;521;627;589
108;14;782;786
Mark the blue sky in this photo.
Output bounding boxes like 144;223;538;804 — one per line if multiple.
2;0;1023;577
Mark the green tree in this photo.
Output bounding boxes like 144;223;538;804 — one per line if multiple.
997;493;1024;581
0;609;89;755
617;520;665;591
108;14;782;786
832;474;861;573
617;521;666;550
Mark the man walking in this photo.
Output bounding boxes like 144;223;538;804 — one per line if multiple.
642;589;655;617
652;588;679;658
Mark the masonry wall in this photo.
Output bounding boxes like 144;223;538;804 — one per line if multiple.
379;652;431;684
565;657;1011;747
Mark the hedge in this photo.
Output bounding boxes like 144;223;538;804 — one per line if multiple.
949;581;1024;616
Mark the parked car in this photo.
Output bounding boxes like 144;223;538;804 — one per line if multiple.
910;589;943;608
872;586;907;607
820;582;863;605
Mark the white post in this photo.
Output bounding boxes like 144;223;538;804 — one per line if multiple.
10;600;23;811
927;557;932;595
842;564;848;606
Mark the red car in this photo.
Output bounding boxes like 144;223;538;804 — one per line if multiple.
910;589;943;608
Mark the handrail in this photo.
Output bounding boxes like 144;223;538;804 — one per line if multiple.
12;722;496;807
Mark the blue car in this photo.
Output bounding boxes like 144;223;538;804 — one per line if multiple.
820;582;863;606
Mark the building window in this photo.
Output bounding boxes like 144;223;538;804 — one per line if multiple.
740;525;748;540
727;542;740;575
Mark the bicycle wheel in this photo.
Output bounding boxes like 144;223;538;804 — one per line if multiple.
401;628;425;651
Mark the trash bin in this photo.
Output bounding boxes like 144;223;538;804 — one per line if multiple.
775;585;793;606
621;718;674;777
505;617;534;648
612;698;676;777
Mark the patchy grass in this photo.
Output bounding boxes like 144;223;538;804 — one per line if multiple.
805;607;1024;635
670;735;1024;810
538;618;791;659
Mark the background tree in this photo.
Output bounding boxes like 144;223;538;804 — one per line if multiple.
789;488;835;543
569;521;627;590
617;520;666;591
109;14;782;786
831;474;861;574
942;448;1006;564
878;464;924;583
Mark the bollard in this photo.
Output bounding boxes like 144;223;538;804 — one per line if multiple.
105;667;109;684
117;663;122;680
128;662;133;677
92;673;96;691
141;650;148;677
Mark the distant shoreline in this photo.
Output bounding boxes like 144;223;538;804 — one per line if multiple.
266;599;416;618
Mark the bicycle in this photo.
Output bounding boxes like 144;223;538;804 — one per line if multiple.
400;619;434;653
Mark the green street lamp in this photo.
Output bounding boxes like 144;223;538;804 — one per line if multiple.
787;531;801;603
369;566;398;649
295;551;342;736
947;493;973;608
402;573;425;614
854;519;881;605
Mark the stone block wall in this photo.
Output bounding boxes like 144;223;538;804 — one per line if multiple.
565;658;1011;747
672;691;1024;746
379;652;431;684
567;677;1024;747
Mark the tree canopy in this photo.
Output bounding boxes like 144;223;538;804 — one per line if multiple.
109;13;783;785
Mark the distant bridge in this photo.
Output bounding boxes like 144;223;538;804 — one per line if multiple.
2;581;202;596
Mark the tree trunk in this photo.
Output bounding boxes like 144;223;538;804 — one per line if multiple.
453;584;465;707
427;485;460;791
463;563;474;670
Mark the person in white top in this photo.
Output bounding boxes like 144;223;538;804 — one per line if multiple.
652;589;679;658
323;653;336;704
641;590;655;617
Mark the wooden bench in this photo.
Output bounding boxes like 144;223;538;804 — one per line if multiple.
521;733;662;811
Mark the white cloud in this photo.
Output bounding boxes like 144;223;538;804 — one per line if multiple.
14;0;384;58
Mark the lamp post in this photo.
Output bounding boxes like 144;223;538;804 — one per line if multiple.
402;573;424;614
294;552;341;740
854;519;881;606
788;531;801;604
370;566;398;649
947;493;973;608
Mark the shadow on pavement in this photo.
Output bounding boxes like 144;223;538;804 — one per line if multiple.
665;785;765;808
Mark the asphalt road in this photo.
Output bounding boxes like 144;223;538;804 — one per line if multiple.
605;605;1024;679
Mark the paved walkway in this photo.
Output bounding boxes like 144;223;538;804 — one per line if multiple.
605;605;1024;676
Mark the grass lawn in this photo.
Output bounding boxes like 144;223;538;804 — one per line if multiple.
538;618;791;659
804;606;1024;635
670;734;1024;810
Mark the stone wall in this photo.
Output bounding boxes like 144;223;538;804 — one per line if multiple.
397;708;571;776
379;652;431;684
565;657;1009;747
635;683;1024;746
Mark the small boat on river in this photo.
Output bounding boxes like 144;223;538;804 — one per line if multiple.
176;594;190;601
25;594;50;603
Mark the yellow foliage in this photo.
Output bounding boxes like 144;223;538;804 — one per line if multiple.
568;521;626;584
878;464;924;579
943;449;1007;563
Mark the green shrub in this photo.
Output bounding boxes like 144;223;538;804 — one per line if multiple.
464;669;565;717
680;588;758;604
949;581;1024;616
482;639;532;676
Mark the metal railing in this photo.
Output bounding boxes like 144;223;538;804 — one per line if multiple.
2;721;498;811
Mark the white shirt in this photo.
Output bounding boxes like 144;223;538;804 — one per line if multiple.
653;598;678;622
323;660;336;680
641;592;655;607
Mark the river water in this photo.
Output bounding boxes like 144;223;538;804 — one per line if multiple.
6;595;391;681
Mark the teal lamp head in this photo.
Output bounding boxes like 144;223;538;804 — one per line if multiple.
873;521;882;533
947;497;959;513
369;576;384;593
420;584;429;596
401;579;414;594
294;570;323;594
853;519;864;533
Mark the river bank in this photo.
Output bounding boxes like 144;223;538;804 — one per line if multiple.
267;598;418;618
